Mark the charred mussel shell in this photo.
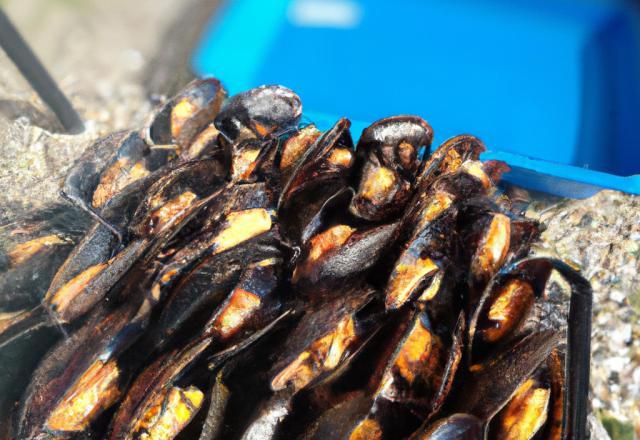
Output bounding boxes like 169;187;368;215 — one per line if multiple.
415;135;486;192
467;257;592;440
215;85;302;142
143;77;228;148
59;130;151;240
127;157;227;238
278;118;354;247
293;222;398;299
410;414;484;440
350;115;434;222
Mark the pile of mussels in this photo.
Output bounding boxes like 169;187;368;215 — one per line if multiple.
0;79;593;440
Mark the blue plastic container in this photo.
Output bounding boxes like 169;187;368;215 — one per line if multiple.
192;0;640;197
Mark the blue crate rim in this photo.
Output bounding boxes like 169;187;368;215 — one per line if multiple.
301;111;640;198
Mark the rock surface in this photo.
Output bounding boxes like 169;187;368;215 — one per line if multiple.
531;190;640;437
0;0;209;223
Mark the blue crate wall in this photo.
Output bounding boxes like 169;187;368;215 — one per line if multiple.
193;0;640;195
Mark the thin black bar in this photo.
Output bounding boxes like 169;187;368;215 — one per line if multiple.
0;8;84;134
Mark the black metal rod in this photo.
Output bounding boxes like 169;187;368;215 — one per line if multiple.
561;262;593;440
0;8;84;134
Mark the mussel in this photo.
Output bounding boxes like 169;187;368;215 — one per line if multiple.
0;79;594;440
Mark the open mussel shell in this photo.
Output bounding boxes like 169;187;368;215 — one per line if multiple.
38;183;216;330
232;288;391;440
15;266;155;440
349;115;433;223
457;204;513;309
0;233;76;313
486;357;559;440
399;160;500;252
454;199;541;314
46;237;151;325
278;118;354;247
432;345;567;440
287;303;463;440
127;157;228;238
427;161;497;203
150;189;278;303
466;257;592;440
382;162;508;314
61;130;144;209
143;77;228;148
60;123;184;242
90;133;177;212
384;204;459;311
59;130;152;241
201;257;284;341
446;330;561;423
192;312;298;440
12;166;229;350
293;222;398;299
356;308;464;439
107;306;289;440
414;135;486;193
160;182;274;256
469;258;587;362
269;287;379;393
49;167;164;300
279;119;354;206
278;124;322;184
149;232;285;351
